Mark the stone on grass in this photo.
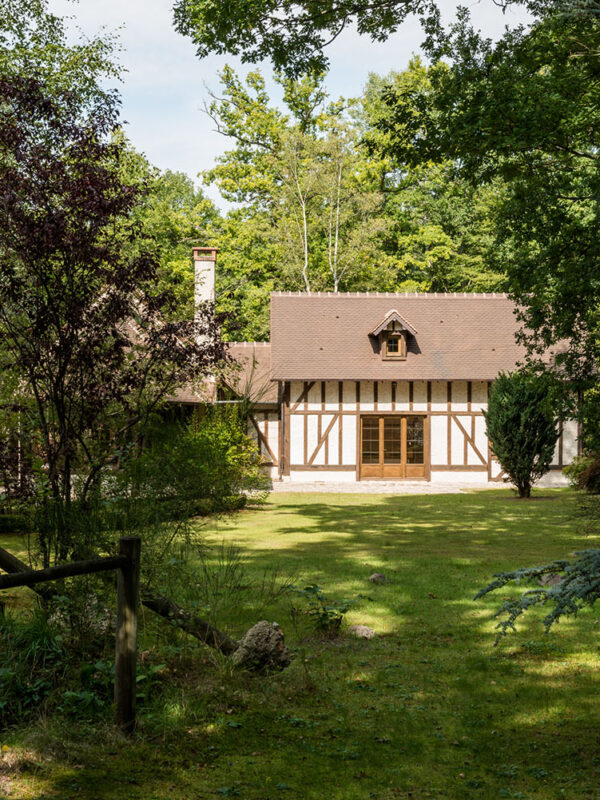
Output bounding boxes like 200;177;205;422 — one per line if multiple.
348;624;376;640
538;573;563;587
369;573;386;584
232;620;291;673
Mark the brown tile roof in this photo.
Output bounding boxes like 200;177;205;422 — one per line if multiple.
270;292;535;381
226;342;278;403
168;378;216;404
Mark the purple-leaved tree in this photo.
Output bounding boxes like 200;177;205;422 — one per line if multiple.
0;71;225;565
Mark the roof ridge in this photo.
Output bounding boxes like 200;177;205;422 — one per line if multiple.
269;291;510;299
227;341;271;346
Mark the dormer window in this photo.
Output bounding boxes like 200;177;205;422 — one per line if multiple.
383;331;406;360
370;309;417;362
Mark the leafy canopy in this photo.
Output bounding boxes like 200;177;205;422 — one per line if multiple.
172;0;435;78
377;10;600;390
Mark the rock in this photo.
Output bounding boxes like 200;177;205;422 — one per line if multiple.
538;573;563;587
232;620;291;673
348;624;376;639
369;573;386;584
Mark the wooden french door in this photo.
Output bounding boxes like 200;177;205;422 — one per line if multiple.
360;415;428;479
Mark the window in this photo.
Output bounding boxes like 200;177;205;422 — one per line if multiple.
382;331;406;360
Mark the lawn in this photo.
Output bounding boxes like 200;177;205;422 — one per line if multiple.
3;488;600;800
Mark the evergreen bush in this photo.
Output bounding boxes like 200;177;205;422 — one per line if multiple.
483;371;561;498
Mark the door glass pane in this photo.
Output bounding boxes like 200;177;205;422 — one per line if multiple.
383;417;402;464
406;416;424;464
362;417;380;464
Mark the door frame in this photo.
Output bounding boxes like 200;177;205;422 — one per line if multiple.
357;412;430;481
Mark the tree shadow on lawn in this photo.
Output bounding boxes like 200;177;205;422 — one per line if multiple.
209;489;589;606
9;489;600;799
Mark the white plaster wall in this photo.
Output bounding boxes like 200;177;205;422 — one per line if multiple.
325;381;338;411
552;435;560;466
490;459;503;479
311;417;326;465
450;417;464;464
430;471;489;484
431;382;447;412
378;381;392;411
452;381;468;411
290;381;303;407
342;414;357;465
327;416;340;464
474;416;487;464
267;414;280;462
288;470;356;482
537;471;570;487
562;419;579;464
360;381;374;410
430;416;448;464
342;381;355;411
396;381;410;410
306;415;318;461
307;381;321;411
472;381;488;410
290;414;304;463
413;380;428;411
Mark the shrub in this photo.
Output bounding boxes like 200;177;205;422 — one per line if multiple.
484;370;561;498
0;512;29;534
564;454;600;494
117;406;269;519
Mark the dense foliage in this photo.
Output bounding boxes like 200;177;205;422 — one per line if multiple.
376;10;600;402
117;408;270;522
203;63;507;339
483;372;560;498
172;0;435;77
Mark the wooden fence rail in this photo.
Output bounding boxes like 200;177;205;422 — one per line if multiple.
0;536;141;735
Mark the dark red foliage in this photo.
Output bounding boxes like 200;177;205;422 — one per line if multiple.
0;71;225;539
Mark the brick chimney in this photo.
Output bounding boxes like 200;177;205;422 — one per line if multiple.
192;246;217;315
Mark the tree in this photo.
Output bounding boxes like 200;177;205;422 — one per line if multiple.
0;71;224;565
483;371;560;498
132;164;222;320
376;12;600;392
361;61;507;293
205;68;392;337
1;0;121;104
172;0;434;78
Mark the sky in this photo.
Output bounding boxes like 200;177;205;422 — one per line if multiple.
48;0;531;209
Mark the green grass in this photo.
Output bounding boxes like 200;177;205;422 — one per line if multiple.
3;488;600;800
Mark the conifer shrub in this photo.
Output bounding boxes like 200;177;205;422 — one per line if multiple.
484;370;561;498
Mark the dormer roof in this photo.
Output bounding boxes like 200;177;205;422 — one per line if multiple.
370;309;418;337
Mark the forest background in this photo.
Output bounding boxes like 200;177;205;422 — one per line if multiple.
138;61;507;342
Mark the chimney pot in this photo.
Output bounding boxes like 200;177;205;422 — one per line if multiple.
193;246;218;262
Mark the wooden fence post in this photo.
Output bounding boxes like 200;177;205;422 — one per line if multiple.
115;536;141;735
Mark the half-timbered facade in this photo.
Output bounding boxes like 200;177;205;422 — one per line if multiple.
228;292;579;485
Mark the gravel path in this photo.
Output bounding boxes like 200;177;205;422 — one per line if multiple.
270;480;505;494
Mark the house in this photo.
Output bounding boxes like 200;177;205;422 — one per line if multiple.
194;248;579;485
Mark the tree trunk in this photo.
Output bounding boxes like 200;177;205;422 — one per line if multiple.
141;590;238;655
